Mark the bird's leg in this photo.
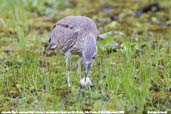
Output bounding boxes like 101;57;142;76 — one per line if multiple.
77;56;84;80
80;61;93;87
65;51;72;87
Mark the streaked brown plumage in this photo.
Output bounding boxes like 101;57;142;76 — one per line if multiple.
48;16;98;87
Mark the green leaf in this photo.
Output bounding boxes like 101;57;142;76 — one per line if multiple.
98;31;113;40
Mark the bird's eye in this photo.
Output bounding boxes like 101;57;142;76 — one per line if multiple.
65;24;68;27
92;56;96;59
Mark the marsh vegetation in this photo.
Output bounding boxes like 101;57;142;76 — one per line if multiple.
0;0;171;113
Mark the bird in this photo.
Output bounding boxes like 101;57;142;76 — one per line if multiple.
48;16;98;87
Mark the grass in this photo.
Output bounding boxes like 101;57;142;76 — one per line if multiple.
0;0;171;114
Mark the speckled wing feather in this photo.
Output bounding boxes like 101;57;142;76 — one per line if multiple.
62;30;78;53
51;21;78;53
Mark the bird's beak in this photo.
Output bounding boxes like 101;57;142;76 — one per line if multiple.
48;43;57;50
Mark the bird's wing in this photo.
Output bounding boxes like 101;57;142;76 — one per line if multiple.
52;18;80;53
62;30;78;53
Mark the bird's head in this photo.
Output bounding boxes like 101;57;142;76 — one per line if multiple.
43;35;57;55
48;36;57;50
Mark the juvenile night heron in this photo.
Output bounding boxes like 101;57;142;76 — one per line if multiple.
48;16;98;87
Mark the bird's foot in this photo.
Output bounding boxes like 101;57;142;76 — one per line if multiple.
80;77;93;87
68;83;71;87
